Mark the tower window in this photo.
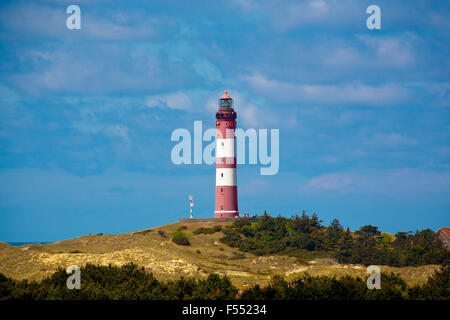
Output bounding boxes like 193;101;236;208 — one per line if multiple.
220;99;232;109
221;142;224;146
221;173;223;177
221;188;223;193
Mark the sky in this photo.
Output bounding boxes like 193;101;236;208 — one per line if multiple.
0;0;449;242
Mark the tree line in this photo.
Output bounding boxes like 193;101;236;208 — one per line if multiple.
220;212;450;266
0;263;448;300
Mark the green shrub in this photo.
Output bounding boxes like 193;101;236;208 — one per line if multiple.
0;264;236;300
193;227;214;234
193;225;222;235
172;231;190;246
241;268;450;300
408;264;450;299
0;264;448;300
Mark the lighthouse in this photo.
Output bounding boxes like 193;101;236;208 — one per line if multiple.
214;91;239;218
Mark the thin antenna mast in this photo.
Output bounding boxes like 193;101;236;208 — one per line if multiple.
189;195;193;219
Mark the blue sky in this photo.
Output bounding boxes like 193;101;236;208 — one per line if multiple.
0;0;449;242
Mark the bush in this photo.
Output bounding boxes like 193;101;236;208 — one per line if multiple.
158;230;167;238
0;264;448;300
0;264;236;300
408;264;450;300
241;269;450;300
172;231;190;246
193;227;212;235
193;226;222;235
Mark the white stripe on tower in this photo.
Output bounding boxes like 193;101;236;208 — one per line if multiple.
216;168;237;186
216;138;235;158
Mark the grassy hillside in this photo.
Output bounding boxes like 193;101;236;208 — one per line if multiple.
0;220;442;287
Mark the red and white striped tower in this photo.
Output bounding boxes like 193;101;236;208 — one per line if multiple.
214;91;239;218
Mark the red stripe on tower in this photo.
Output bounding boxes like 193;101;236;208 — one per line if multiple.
214;91;239;218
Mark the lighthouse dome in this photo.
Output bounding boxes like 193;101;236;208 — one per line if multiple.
221;91;232;100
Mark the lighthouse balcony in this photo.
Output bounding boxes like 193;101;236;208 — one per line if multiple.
216;111;237;119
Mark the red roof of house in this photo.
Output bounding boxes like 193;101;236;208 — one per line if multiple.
438;227;450;237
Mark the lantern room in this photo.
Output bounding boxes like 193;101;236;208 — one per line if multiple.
219;91;233;109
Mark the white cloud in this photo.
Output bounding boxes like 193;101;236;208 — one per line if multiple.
9;46;172;94
323;35;416;71
323;47;362;67
205;96;219;113
192;59;223;83
242;72;409;106
303;173;354;191
238;104;264;127
370;133;417;148
232;0;258;11
72;121;130;145
233;0;361;32
0;4;158;40
426;82;450;107
427;11;450;29
300;169;450;197
104;124;129;141
358;35;416;67
146;92;192;111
